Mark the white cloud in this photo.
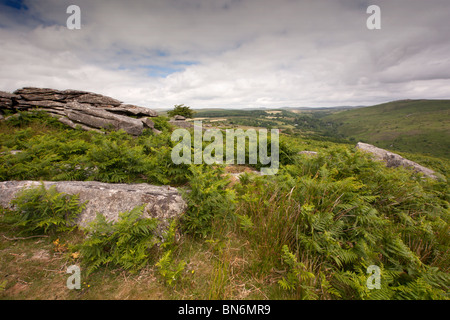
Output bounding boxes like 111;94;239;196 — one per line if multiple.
0;0;449;109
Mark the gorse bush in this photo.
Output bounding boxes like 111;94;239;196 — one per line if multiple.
7;183;86;235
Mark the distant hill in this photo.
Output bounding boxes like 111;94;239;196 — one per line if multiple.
323;99;450;159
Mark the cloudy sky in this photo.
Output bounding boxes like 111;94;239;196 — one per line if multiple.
1;0;450;109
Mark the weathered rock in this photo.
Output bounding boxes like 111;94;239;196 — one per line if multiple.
75;93;122;107
14;87;66;101
0;180;187;232
62;89;93;97
169;119;194;128
36;108;66;116
0;91;19;108
141;121;161;134
65;101;144;135
140;117;155;128
105;104;158;117
16;100;66;108
53;115;104;133
0;91;19;99
140;117;162;134
1;87;159;135
174;115;186;120
356;142;437;179
0;99;12;108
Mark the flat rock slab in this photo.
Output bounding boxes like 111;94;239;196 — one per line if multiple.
0;181;187;231
356;142;437;179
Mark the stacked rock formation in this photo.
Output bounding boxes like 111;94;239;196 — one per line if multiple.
0;87;159;135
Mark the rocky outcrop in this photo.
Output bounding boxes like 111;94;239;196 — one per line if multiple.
0;87;158;135
0;180;187;232
63;101;146;136
169;115;194;129
356;142;437;179
0;91;20;108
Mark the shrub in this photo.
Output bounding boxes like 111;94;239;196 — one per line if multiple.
152;116;173;132
181;165;235;237
0;117;189;185
86;132;149;183
167;104;195;119
139;132;191;185
77;205;159;274
8;183;86;235
155;250;186;287
4;110;64;128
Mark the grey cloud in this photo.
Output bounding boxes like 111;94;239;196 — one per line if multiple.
0;0;449;108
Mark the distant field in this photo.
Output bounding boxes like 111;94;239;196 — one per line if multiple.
187;100;449;159
323;100;450;159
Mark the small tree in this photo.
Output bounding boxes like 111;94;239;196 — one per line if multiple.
167;104;195;119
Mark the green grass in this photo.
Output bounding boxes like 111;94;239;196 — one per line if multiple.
323;100;450;159
0;209;274;300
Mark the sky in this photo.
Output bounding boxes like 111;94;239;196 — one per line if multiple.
1;0;450;109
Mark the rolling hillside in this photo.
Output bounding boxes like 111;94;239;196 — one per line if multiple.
323;100;450;159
